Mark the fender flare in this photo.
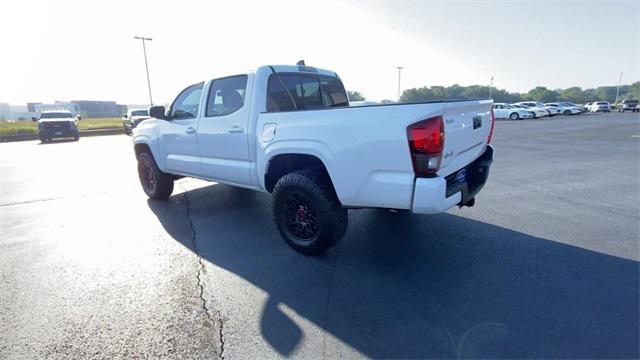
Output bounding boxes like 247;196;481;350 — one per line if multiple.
133;135;166;172
260;140;336;189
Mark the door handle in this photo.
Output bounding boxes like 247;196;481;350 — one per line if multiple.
185;127;196;134
227;125;244;133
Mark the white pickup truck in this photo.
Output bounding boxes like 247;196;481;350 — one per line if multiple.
132;64;494;255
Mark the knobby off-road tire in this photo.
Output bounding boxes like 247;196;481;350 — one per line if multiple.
137;151;174;200
272;170;348;256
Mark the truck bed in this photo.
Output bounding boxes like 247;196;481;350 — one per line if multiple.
257;99;493;210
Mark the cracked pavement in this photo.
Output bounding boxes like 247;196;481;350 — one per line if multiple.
0;136;222;359
1;112;639;358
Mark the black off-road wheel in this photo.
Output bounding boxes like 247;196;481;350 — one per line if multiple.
272;170;348;255
137;151;174;200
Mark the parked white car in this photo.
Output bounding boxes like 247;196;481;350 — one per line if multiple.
132;63;495;255
516;101;556;116
557;102;586;113
493;103;534;120
581;101;594;112
590;101;611;112
545;103;582;115
511;103;548;118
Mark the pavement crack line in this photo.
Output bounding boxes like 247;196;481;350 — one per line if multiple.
180;184;225;359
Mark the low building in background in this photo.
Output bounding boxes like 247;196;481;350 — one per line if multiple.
34;101;80;115
1;100;128;120
27;102;42;112
71;100;127;118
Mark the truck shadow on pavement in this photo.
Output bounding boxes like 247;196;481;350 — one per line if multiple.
148;183;639;359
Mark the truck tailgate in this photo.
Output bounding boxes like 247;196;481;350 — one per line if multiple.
439;100;493;176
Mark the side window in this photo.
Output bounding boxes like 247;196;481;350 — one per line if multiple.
170;83;203;119
206;75;248;117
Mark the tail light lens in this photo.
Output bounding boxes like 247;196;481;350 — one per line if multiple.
487;109;495;144
407;116;444;176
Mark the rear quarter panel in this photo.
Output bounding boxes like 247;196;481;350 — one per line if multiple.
257;103;446;209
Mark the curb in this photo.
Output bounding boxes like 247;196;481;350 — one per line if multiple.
0;128;124;142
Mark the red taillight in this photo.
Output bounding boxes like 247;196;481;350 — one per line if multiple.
487;109;495;144
407;116;444;176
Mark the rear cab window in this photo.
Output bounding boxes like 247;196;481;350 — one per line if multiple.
266;73;348;112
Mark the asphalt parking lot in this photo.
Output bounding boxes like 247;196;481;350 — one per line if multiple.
1;112;638;359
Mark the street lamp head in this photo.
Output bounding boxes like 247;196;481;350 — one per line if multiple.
397;66;404;70
134;36;153;41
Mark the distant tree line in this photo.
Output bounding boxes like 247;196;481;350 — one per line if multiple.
394;82;640;104
347;91;366;101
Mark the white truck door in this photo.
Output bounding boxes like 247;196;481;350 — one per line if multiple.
196;75;252;185
160;83;203;175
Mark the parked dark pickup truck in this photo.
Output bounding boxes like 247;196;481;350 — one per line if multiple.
618;99;638;113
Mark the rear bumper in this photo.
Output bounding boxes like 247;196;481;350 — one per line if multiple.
412;145;494;214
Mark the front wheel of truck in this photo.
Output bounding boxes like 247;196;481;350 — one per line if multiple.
137;151;174;200
272;171;348;256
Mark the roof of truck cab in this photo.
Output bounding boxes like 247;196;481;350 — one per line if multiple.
264;65;338;77
41;110;72;113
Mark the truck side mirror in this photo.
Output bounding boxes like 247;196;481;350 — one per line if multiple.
76;115;82;121
32;117;38;122
123;114;128;119
149;106;167;120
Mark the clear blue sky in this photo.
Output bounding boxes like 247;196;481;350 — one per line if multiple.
349;0;640;93
1;0;638;105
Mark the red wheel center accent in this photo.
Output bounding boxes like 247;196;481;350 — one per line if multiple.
296;206;308;220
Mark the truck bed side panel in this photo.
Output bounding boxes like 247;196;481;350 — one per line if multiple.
257;100;491;209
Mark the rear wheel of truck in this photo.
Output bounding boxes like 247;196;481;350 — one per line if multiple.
137;151;174;200
272;171;348;256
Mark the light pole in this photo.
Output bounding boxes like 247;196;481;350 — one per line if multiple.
396;66;404;102
614;72;623;105
134;36;154;106
489;76;494;99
